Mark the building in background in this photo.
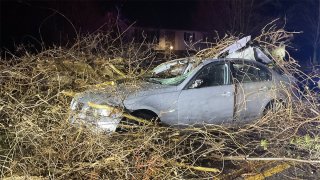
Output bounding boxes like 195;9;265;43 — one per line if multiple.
131;27;212;52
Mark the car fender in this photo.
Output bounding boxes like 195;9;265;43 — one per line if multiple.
124;91;180;124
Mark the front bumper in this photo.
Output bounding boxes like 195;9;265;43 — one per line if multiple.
69;107;122;132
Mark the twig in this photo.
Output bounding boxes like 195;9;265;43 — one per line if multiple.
223;156;320;164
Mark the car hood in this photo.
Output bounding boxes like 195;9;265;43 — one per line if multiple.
71;81;176;108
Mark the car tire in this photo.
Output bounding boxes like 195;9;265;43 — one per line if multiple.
263;99;286;116
131;111;160;124
117;111;159;132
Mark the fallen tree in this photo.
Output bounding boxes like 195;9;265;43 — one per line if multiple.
0;20;319;179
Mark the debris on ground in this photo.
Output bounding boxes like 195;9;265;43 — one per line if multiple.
0;20;319;179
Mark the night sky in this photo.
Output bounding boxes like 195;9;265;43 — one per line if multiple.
1;0;320;66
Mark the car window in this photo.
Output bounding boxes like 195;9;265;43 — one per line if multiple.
271;65;285;75
232;62;271;83
256;64;272;81
191;63;229;88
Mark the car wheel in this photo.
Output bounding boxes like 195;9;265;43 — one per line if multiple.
263;99;286;116
117;110;159;132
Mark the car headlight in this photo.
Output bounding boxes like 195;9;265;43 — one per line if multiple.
70;99;77;110
92;105;121;117
92;108;122;132
69;100;122;132
70;99;84;111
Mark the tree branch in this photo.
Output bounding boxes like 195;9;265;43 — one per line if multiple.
223;156;320;164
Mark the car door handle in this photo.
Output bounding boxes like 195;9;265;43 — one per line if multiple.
221;92;232;96
259;86;268;91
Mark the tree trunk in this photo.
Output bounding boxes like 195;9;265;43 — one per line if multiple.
312;45;319;66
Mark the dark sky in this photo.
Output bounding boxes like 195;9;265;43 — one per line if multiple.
121;1;198;29
1;0;319;65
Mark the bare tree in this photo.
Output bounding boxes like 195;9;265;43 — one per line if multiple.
193;0;279;35
309;1;320;65
298;0;320;66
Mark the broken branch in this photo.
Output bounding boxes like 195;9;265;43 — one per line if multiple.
223;156;320;164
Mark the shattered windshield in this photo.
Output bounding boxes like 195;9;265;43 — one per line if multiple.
152;61;190;78
145;58;195;86
148;71;193;86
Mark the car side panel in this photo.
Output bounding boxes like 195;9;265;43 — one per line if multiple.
124;91;181;125
178;84;235;124
235;81;275;120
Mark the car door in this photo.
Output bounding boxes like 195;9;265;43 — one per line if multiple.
177;62;235;125
232;60;273;121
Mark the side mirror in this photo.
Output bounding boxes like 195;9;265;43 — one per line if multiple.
190;79;204;89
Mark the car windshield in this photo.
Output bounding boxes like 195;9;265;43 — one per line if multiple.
145;59;196;86
148;70;193;86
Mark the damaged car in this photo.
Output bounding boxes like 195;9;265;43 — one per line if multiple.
69;58;297;132
69;36;297;132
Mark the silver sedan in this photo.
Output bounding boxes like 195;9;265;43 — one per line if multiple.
69;58;296;131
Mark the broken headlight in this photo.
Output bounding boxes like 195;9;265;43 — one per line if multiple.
70;99;122;132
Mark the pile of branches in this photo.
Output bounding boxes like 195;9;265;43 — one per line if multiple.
1;21;319;179
196;20;300;72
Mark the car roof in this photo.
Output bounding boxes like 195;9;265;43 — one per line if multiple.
201;58;268;67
